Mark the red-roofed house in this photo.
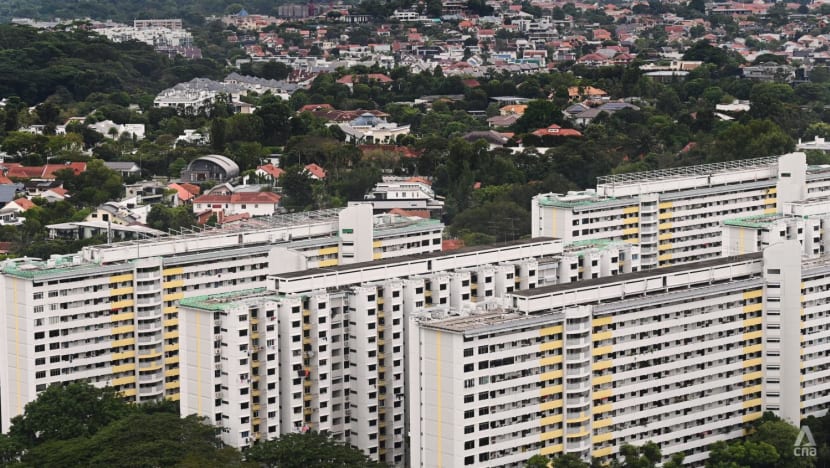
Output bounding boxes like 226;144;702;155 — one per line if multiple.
42;186;69;202
592;29;612;41
336;74;393;89
42;163;87;179
567;86;608;100
193;191;282;217
255;164;286;184
387;208;431;219
0;162;87;180
4;197;35;213
304;163;327;180
168;183;201;205
477;29;495;40
532;124;583;137
298;104;334;113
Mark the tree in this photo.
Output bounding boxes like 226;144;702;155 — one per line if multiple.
147;204;197;233
707;413;814;468
245;431;387;468
257;61;291;81
210;119;227;151
8;383;133;448
450;200;529;244
526;453;591;467
707;440;780;468
169;157;187;177
526;454;551;468
23;412;247;467
55;158;123;206
331;164;381;201
710;120;794;162
226;114;265;142
280;165;315;211
255;95;292;146
514;99;563;133
615;442;663;468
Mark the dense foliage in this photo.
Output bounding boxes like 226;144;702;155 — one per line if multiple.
1;0;303;24
0;383;385;467
0;25;224;105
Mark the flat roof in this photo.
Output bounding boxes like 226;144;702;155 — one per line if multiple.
420;310;563;336
511;252;763;298
274;237;558;280
596;155;778;186
179;288;269;311
723;214;789;229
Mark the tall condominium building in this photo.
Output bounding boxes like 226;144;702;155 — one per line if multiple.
0;205;443;432
409;240;830;467
180;238;649;464
179;232;830;467
532;152;830;269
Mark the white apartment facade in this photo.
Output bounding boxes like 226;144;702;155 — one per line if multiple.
177;236;654;465
0;205;443;432
410;240;830;467
532;152;830;269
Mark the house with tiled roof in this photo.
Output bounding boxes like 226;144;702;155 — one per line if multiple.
255;164;286;184
193;191;282;217
336;73;393;89
0;162;87;181
567;86;608;100
4;197;35;213
304;163;327;180
487;114;520;128
42;187;69;202
168;182;201;206
531;124;583;138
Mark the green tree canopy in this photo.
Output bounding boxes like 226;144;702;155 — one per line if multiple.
245;431;387;468
55;158;124;206
147;204;198;233
8;382;133;447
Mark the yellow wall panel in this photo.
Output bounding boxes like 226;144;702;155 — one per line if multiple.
109;273;134;284
540;325;564;336
540;340;563;352
592;317;612;327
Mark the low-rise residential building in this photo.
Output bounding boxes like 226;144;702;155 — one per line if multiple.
338;113;411;144
193;191;283;217
354;180;444;213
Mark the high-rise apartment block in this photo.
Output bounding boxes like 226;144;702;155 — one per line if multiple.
8;152;830;468
178;238;571;465
532;152;829;268
0;205;442;432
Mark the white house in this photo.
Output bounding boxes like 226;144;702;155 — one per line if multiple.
88;120;146;140
192;191;282;217
337;113;410;144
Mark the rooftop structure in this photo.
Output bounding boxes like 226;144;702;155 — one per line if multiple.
595;155;779;195
533;152;814;269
